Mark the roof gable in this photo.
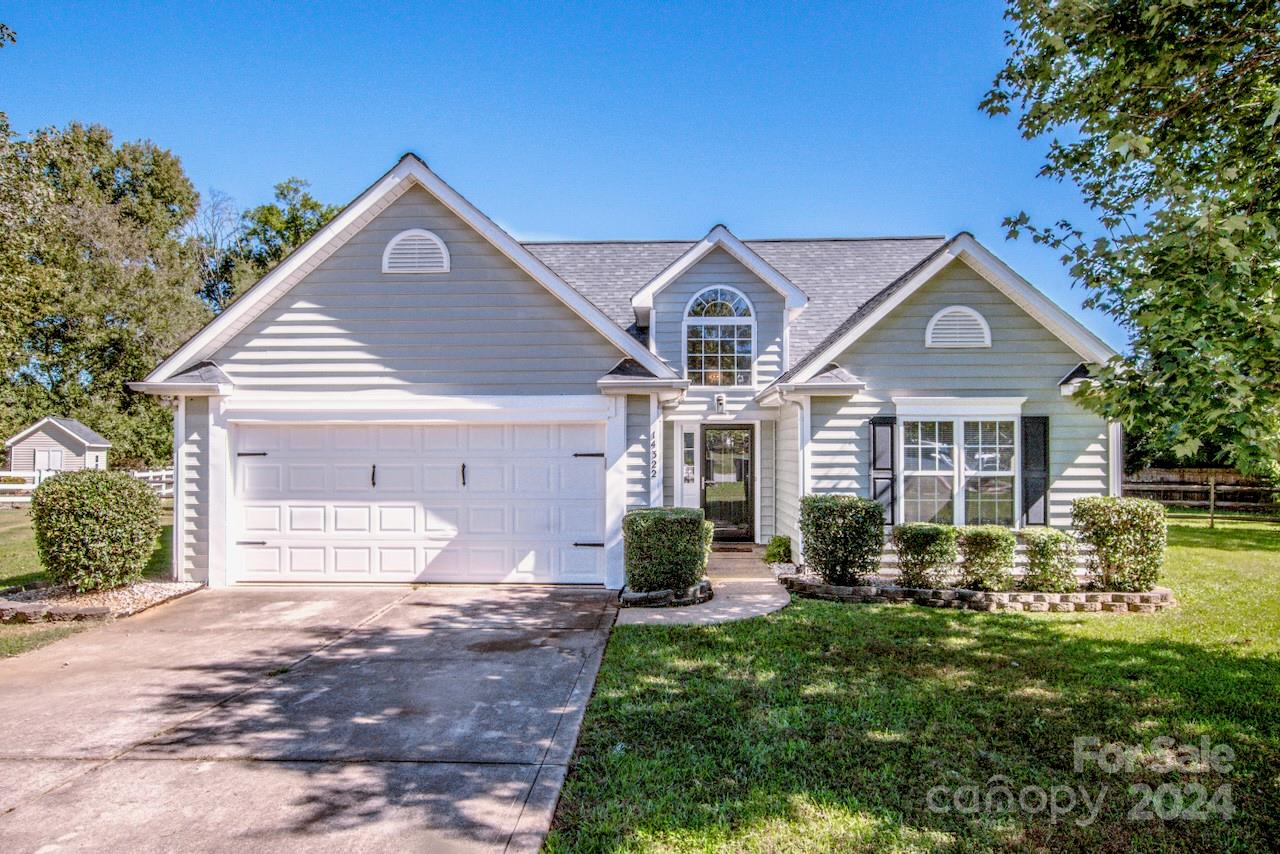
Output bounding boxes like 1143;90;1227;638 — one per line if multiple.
777;233;1117;386
145;155;675;383
5;416;111;449
629;225;807;326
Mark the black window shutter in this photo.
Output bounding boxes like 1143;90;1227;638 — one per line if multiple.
1022;416;1050;526
870;416;895;524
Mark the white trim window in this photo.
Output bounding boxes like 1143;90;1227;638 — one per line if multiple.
902;420;955;524
925;305;991;348
962;420;1016;525
900;417;1019;527
382;228;450;273
683;286;754;387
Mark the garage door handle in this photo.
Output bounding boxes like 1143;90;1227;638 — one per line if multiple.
371;464;376;487
461;463;466;486
573;542;604;548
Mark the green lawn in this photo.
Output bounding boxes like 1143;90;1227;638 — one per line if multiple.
0;506;172;657
549;513;1280;852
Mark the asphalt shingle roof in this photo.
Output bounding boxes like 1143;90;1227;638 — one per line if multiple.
47;417;111;447
524;236;947;370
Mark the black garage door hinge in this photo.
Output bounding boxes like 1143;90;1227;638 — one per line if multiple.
236;540;267;546
236;451;268;457
573;542;605;548
573;452;605;458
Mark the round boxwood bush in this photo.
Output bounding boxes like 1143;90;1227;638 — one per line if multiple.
957;525;1016;591
799;494;884;585
31;470;161;592
892;522;957;589
622;507;713;593
1072;496;1166;591
1019;527;1079;592
763;534;792;564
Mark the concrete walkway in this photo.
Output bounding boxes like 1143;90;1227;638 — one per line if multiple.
0;585;615;853
615;546;790;626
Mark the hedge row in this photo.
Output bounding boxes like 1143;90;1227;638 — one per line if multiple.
796;496;1165;593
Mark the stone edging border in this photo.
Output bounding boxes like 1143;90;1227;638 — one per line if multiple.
619;579;714;608
778;575;1175;613
0;583;205;624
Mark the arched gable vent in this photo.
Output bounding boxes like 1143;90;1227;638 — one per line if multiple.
925;305;991;348
382;229;450;273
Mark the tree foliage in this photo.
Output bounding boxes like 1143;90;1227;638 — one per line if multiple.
983;0;1280;477
0;116;210;466
192;178;339;312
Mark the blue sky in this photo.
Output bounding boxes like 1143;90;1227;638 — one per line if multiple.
1;1;1124;347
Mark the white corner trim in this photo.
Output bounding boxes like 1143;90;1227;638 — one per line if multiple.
381;228;450;273
604;397;627;589
892;396;1027;417
789;233;1116;384
171;396;184;582
630;225;808;324
925;305;991;348
649;394;663;507
1108;421;1124;496
147;155;676;383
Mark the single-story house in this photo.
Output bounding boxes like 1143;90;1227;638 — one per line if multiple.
4;417;111;472
132;154;1119;589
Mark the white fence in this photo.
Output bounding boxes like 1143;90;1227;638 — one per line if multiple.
0;469;174;505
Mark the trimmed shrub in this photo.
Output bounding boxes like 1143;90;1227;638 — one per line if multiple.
958;525;1016;591
1020;527;1079;592
1072;496;1167;591
623;507;713;593
891;523;957;589
763;534;792;564
30;470;161;592
799;495;884;585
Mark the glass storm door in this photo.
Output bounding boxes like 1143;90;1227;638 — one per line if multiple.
701;427;753;541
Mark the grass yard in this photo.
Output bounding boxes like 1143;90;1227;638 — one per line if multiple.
549;512;1280;852
0;506;172;657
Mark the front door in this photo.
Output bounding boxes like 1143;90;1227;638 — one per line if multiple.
701;426;753;541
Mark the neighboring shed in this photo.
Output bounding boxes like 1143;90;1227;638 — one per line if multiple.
4;417;111;471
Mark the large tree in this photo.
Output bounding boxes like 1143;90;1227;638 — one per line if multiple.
0;117;210;466
190;177;339;312
983;0;1280;477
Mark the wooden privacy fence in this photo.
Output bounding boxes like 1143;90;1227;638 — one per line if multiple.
0;468;174;505
1123;467;1279;515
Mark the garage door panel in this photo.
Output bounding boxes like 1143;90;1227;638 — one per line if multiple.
287;506;326;533
242;505;282;533
333;547;371;575
288;465;328;493
376;505;416;533
234;422;605;584
333;505;372;533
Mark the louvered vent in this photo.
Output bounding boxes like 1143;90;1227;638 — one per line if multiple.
926;306;991;348
382;229;450;273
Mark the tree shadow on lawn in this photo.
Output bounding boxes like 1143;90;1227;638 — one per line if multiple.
550;601;1280;852
122;588;614;849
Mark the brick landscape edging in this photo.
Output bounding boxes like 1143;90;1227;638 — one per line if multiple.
619;579;714;608
778;575;1175;613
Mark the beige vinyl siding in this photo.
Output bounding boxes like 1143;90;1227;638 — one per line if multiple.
179;397;211;583
8;430;85;471
809;260;1108;528
625;395;652;510
774;402;801;541
210;185;626;394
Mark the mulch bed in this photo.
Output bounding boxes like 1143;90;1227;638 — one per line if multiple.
0;580;202;623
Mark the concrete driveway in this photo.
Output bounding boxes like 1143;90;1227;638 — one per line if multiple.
0;585;616;853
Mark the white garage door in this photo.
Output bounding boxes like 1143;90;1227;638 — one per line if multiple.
232;423;606;584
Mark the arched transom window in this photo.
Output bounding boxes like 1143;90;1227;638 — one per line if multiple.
684;286;754;387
